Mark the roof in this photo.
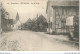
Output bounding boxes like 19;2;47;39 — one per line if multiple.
32;18;37;22
26;18;32;23
37;14;47;23
46;0;79;13
50;1;79;6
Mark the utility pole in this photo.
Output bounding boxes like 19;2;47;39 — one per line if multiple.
36;13;38;30
0;2;2;33
37;13;38;24
12;12;14;27
48;1;50;33
8;13;10;30
0;4;1;34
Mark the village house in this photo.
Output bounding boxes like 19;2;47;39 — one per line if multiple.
46;0;79;34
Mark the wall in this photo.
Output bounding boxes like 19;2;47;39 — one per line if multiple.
53;6;79;34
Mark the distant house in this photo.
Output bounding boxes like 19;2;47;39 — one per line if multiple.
26;18;32;25
37;15;48;32
46;0;79;34
22;18;32;30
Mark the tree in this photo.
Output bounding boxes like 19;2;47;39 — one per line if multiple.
1;7;10;32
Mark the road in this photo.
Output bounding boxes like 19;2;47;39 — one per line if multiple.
0;30;79;51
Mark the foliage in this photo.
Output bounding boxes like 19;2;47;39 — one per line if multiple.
22;15;48;32
1;7;12;32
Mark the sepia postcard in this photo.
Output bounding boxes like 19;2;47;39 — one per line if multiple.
0;0;79;51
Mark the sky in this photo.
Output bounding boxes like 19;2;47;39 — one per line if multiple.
2;0;48;23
